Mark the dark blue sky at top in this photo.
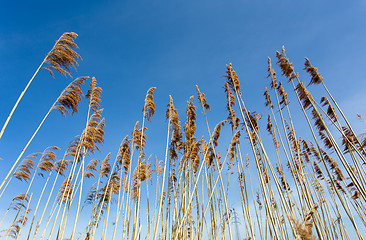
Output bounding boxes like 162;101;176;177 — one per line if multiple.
0;0;366;231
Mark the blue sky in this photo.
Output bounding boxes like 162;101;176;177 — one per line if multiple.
1;0;365;150
0;0;366;238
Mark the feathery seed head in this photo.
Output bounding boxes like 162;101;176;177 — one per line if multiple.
58;176;74;203
224;82;240;129
224;63;241;92
37;146;59;177
54;159;72;176
117;135;131;174
84;158;99;178
44;32;81;78
143;87;157;121
190;138;201;175
320;96;338;122
304;57;324;85
132;121;147;154
267;57;278;89
196;85;210;110
277;81;290;107
153;156;164;177
167;96;183;160
264;87;273;108
296;81;314;110
184;96;197;143
276;47;298;82
13;153;39;182
11;193;30;211
228;131;240;168
54;76;89;116
100;153;111;178
212;120;226;147
86;77;102;112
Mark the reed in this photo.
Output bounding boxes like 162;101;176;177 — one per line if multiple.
1;38;365;240
0;32;81;141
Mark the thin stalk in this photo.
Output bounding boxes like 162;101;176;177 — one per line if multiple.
0;37;59;141
14;193;33;240
25;170;53;239
153;122;171;240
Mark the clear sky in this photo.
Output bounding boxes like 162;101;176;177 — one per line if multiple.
0;0;366;239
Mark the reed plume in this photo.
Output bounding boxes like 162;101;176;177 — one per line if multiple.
6;199;32;239
64;136;82;162
277;81;290;107
117;136;131;174
318;130;333;150
57;176;74;204
246;111;261;133
224;63;241;92
84;159;99;178
132;121;147;153
190;138;201;175
143;87;157;121
276;46;297;82
196;85;210;110
184;96;197;143
54;77;88;116
228;130;241;167
267;115;279;149
10;193;30;211
105;172;121;195
131;160;152;200
43;32;81;78
304;57;324;85
224;82;240;129
263;87;273;108
296;81;314;110
166;95;183;160
54;159;72;176
276;163;290;191
320;96;338;123
100;153;111;178
341;126;357;153
267;57;278;89
37;146;59;177
153;156;164;180
212;120;226;148
81;109;105;153
301;140;311;162
13;153;39;182
86;77;103;112
291;214;316;240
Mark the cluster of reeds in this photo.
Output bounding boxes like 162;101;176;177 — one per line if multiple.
0;34;365;240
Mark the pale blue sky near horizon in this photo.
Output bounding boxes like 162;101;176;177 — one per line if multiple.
0;0;366;238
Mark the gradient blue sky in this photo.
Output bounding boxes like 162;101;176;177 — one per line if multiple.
0;0;366;238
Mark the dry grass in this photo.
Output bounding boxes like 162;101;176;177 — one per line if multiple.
0;36;365;240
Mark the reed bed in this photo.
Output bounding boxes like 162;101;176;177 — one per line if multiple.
0;34;365;240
